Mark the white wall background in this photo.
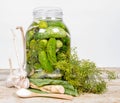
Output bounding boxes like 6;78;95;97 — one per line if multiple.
0;0;120;68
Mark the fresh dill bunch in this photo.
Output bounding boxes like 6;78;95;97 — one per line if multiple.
55;47;106;94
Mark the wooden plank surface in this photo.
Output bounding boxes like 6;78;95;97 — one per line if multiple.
0;68;120;103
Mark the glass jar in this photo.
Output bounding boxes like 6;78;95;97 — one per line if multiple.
26;7;70;79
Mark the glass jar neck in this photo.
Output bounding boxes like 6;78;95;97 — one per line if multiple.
34;17;63;21
33;7;63;21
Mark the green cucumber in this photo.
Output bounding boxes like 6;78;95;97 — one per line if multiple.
47;38;57;65
38;50;53;72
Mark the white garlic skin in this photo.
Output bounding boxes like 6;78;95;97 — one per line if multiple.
6;77;14;88
6;70;29;89
14;78;30;89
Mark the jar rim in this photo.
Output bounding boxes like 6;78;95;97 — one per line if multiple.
33;7;63;19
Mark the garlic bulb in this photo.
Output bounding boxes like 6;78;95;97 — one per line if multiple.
6;69;30;89
6;27;30;89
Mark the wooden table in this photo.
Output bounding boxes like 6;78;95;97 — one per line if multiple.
0;69;120;103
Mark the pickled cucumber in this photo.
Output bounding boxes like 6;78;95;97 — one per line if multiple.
38;50;53;72
47;38;57;65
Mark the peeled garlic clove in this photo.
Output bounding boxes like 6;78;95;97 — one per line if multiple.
56;85;65;94
51;87;58;93
51;85;65;94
